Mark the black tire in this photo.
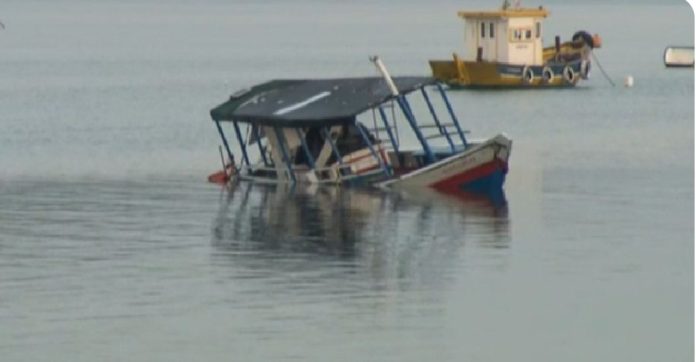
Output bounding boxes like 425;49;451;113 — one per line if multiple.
522;66;534;84
562;65;576;84
542;67;554;83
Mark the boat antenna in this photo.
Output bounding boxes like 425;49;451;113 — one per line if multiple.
369;56;399;96
591;52;616;87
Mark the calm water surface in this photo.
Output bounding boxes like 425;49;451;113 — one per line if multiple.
0;0;693;361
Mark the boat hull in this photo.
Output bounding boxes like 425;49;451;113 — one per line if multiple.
209;135;511;196
379;134;511;193
429;59;586;88
664;46;694;68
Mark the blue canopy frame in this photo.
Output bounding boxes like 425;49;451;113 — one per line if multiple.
211;79;469;184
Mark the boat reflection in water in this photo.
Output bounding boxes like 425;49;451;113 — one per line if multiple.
211;184;510;287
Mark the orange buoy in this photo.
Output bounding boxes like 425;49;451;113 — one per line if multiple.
592;34;602;48
207;169;229;184
207;164;236;184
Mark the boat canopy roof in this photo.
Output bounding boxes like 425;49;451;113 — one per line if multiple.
210;76;436;127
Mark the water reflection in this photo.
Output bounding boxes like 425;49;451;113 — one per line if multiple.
212;183;382;256
211;184;510;283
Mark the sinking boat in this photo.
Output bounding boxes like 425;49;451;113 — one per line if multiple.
664;46;694;68
207;57;511;195
429;3;601;88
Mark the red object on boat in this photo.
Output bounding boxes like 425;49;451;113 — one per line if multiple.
207;170;229;184
207;164;236;184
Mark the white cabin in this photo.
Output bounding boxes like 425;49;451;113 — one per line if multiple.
458;7;548;65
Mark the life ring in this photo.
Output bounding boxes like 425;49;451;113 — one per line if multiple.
541;66;554;83
580;60;591;80
522;66;535;84
562;65;576;84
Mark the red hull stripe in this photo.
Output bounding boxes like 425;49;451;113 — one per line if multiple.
430;159;508;193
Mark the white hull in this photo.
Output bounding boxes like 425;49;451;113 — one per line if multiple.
379;134;511;191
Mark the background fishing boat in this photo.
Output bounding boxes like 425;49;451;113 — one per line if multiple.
429;3;602;88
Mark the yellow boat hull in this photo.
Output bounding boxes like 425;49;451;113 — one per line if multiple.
429;59;583;88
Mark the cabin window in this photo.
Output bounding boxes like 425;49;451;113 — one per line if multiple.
481;22;485;38
510;28;534;42
489;23;495;38
511;29;522;41
536;22;541;38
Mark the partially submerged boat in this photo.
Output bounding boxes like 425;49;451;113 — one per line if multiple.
207;58;511;195
429;2;601;88
664;46;694;68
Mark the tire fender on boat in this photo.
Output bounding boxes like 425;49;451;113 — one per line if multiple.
541;66;554;83
522;66;535;84
580;59;591;80
562;65;576;84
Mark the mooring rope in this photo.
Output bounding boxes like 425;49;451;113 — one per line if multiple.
591;52;615;87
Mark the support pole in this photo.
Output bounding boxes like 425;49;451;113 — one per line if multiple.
232;121;251;167
322;127;344;167
295;128;316;169
322;126;347;179
356;123;390;177
253;126;270;167
391;100;400;146
370;55;435;164
421;88;455;152
436;83;468;148
397;95;436;164
377;106;399;154
218;145;226;170
214;120;238;172
273;127;296;184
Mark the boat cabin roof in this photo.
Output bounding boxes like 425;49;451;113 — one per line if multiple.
457;7;548;19
210;76;435;127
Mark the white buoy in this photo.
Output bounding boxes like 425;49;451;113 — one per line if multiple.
624;75;634;87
